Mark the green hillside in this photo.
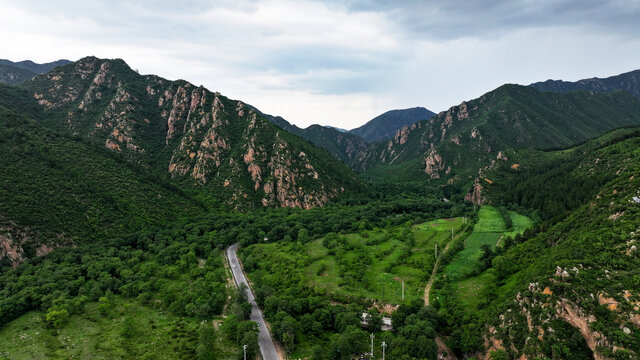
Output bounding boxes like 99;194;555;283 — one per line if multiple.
261;112;369;163
349;107;435;143
353;85;640;191
531;68;640;98
433;129;640;359
0;64;36;85
0;106;205;267
17;57;363;209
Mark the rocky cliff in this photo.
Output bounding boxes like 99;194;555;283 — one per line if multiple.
21;57;361;209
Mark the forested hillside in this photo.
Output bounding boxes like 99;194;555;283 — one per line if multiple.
260;113;368;163
353;85;640;192
15;57;362;209
0;59;71;85
0;106;205;267
349;107;435;143
432;129;640;359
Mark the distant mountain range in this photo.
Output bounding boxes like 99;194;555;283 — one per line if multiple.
353;83;640;189
349;107;436;142
262;107;437;164
531;68;640;98
258;112;369;164
0;59;71;85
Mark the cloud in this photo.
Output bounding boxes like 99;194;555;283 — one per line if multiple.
0;0;639;129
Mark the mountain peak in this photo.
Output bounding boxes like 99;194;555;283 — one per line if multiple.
349;106;435;142
18;56;362;209
0;59;72;85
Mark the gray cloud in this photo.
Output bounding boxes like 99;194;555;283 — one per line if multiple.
0;0;639;128
332;0;640;39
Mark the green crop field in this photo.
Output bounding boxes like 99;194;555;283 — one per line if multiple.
245;218;465;305
443;232;501;280
503;211;533;239
455;271;496;310
472;206;506;232
437;206;532;312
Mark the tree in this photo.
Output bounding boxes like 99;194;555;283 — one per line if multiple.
328;326;368;360
120;316;136;338
196;322;217;360
45;308;69;329
334;311;360;333
297;228;310;243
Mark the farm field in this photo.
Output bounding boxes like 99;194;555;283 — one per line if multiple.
438;206;532;312
244;217;466;305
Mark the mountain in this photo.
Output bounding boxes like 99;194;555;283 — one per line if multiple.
15;56;362;209
260;113;369;163
0;59;71;75
352;85;640;188
531;68;640;98
0;104;206;267
467;128;640;359
349;107;435;142
325;125;348;132
0;64;37;85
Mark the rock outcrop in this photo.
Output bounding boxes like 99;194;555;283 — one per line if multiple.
25;57;359;209
0;220;64;267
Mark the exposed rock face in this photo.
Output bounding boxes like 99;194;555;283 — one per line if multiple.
488;259;640;360
394;125;411;145
424;144;445;179
0;220;64;267
464;178;485;205
27;57;355;209
351;98;481;175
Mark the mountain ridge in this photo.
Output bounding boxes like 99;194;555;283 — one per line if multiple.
353;84;640;190
16;56;363;209
0;59;71;85
349;106;435;142
258;112;369;163
531;68;640;98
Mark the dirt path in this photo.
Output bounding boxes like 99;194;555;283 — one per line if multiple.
436;336;459;360
426;227;468;360
427;244;460;360
424;241;452;306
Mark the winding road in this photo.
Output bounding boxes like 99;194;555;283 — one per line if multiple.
227;244;281;360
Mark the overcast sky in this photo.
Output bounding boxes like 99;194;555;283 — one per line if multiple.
1;0;639;129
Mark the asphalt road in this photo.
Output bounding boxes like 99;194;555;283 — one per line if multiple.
227;244;280;360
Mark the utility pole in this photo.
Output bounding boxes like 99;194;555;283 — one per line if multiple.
382;341;387;360
370;333;375;357
435;243;438;259
243;344;247;360
451;228;454;241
